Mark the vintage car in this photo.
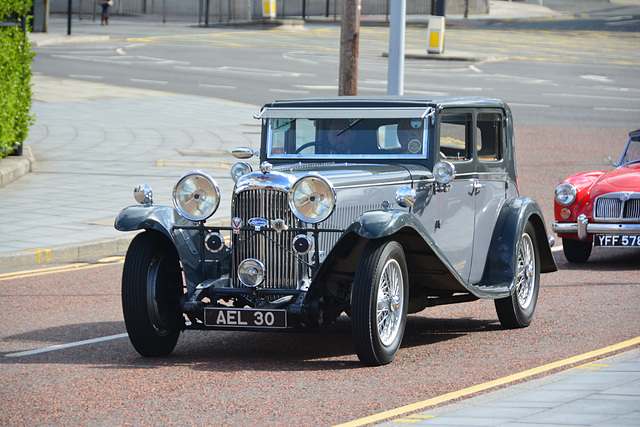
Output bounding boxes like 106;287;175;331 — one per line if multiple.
115;96;557;366
552;128;640;263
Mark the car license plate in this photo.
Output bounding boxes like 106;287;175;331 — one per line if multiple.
204;307;287;329
594;235;640;247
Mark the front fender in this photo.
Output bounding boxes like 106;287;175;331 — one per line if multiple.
115;205;208;295
115;205;191;241
481;197;557;293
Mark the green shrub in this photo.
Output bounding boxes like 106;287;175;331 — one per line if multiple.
0;0;34;158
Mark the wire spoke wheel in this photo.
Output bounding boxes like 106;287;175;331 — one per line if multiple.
352;240;408;366
495;222;540;329
376;259;404;346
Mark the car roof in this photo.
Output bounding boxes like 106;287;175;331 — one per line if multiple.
261;96;508;110
630;129;640;137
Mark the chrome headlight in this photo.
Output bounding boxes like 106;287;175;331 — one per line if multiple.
433;161;456;184
555;183;577;206
172;171;220;221
289;175;336;223
230;161;252;182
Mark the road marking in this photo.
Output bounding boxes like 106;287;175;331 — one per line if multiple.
580;75;613;83
4;333;129;358
594;107;640;113
25;248;51;264
130;78;168;85
544;92;639;102
199;83;236;90
333;336;640;427
293;84;338;90
577;363;610;370
69;74;104;80
0;257;124;282
508;103;550;108
269;88;310;94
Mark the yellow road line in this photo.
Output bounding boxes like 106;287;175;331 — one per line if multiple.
334;336;640;427
0;257;124;281
25;248;51;264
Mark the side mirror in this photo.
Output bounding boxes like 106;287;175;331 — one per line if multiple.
602;156;616;167
232;147;257;159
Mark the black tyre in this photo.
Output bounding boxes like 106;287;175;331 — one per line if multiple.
351;240;409;366
562;237;592;263
495;222;540;329
122;231;184;356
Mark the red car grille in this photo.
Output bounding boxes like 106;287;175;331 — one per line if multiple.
594;194;640;221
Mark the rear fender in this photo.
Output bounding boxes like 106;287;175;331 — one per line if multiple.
480;197;557;294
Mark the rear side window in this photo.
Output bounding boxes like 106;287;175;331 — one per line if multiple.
476;112;502;162
440;113;471;161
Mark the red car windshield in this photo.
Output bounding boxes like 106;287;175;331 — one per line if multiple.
621;136;640;165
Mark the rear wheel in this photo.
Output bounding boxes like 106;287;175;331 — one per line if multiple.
562;237;592;263
351;240;408;366
495;223;540;329
122;232;184;356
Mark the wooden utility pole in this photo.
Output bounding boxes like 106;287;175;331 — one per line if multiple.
338;0;361;96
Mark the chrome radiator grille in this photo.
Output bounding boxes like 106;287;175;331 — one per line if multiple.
594;193;640;221
231;189;302;290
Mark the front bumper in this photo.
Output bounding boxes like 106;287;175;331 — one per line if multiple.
552;214;640;241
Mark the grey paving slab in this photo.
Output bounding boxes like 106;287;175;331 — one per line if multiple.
377;350;640;426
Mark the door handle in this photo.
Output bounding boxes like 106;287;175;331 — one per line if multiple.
472;181;485;193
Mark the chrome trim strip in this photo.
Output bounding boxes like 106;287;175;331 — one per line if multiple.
553;222;640;235
336;180;414;190
261;107;435;119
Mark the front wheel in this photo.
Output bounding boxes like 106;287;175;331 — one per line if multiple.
122;231;184;356
495;222;540;329
351;240;409;366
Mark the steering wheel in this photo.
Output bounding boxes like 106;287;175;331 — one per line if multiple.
294;141;344;154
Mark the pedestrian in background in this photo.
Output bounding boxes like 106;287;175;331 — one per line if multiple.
101;0;113;25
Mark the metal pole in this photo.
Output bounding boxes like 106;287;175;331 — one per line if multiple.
387;0;405;96
67;0;72;35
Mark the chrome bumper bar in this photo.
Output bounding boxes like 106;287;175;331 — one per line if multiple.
553;214;640;241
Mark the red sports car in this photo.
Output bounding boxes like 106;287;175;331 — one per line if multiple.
552;128;640;262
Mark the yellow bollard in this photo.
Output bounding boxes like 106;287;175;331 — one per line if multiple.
427;16;445;54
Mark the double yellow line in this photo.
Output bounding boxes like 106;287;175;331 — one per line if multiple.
0;256;124;282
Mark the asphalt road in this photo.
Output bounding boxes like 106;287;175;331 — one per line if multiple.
0;244;638;426
31;24;640;127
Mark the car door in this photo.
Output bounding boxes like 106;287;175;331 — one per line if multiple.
468;110;508;284
429;110;476;282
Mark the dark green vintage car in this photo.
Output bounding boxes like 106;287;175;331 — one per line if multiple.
115;96;557;366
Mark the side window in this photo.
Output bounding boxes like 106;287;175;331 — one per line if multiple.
476;112;502;162
440;112;471;161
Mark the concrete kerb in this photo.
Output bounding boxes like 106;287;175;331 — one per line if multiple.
0;146;35;188
0;234;137;272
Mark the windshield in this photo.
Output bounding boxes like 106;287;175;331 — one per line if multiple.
266;117;428;159
621;135;640;165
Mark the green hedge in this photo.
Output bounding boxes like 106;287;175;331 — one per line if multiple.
0;0;34;158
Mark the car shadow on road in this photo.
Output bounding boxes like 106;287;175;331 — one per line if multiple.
0;315;500;371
